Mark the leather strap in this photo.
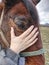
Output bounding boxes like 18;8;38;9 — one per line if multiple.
0;8;9;47
20;48;45;57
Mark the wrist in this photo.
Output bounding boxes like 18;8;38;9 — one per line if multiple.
10;47;20;54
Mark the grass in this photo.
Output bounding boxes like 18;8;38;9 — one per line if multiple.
40;26;49;65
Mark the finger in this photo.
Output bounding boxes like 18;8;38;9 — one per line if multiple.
11;27;15;38
21;38;38;51
19;25;34;39
24;27;38;42
25;38;38;49
26;32;39;44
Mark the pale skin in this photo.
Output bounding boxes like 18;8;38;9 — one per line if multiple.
10;25;39;54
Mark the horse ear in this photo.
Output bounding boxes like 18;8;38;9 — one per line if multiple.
32;0;41;5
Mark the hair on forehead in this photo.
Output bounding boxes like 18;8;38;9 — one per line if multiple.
5;0;21;9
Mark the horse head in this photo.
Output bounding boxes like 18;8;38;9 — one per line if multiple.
0;0;45;65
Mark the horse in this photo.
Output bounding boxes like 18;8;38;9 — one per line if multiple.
0;0;45;65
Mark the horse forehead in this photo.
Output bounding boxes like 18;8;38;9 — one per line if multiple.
8;2;28;16
7;0;41;16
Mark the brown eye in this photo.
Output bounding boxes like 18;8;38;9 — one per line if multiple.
14;16;29;30
15;19;28;30
16;21;22;27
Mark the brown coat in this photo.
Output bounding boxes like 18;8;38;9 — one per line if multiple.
0;0;45;65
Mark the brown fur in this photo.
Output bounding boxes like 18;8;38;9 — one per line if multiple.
0;0;45;65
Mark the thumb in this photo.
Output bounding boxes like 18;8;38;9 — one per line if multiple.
11;27;15;38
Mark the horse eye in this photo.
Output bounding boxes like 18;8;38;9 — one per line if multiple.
14;16;28;30
15;20;27;30
14;17;28;30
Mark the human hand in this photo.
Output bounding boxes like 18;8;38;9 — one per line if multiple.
10;25;39;54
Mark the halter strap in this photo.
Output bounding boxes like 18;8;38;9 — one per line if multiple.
0;8;9;47
20;48;45;57
0;8;4;27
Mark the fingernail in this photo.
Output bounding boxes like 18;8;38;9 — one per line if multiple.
37;32;39;34
11;27;12;30
36;27;38;30
11;27;13;31
31;25;34;28
36;38;38;40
